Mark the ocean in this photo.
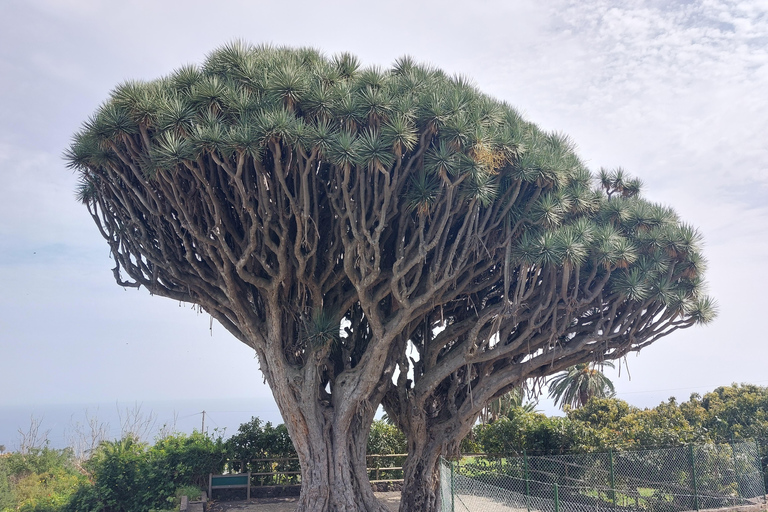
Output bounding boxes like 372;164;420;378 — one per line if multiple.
0;397;283;451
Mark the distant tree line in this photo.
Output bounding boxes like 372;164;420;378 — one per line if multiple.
470;383;768;460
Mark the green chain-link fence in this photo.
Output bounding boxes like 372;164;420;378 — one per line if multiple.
441;441;765;512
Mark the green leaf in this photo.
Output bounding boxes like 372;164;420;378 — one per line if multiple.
686;295;718;324
308;119;337;157
327;131;357;167
333;84;363;130
354;129;394;170
267;63;309;109
190;75;228;112
93;103;138;141
424;142;458;176
357;66;388;89
556;226;588;267
611;268;650;301
191;122;227;153
405;169;441;215
382;113;418;154
169;64;203;94
358;86;392;123
332;52;360;78
152;131;195;166
532;193;567;228
157;97;197;134
303;82;335;121
302;309;340;349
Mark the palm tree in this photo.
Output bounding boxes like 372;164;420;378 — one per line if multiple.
480;386;538;423
548;362;616;410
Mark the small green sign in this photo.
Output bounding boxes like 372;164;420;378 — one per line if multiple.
211;475;248;487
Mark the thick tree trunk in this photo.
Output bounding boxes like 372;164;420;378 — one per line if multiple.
398;438;444;512
253;315;393;512
393;399;474;512
293;410;387;512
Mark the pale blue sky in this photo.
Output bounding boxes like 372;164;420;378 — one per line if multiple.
1;0;767;444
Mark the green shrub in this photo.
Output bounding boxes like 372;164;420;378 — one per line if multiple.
12;469;82;512
75;431;226;512
174;485;202;501
60;482;100;512
1;448;84;512
225;417;298;484
0;456;14;511
226;417;296;462
83;436;148;512
367;421;406;455
146;431;227;495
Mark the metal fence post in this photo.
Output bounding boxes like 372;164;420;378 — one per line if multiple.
554;482;560;512
524;450;531;512
450;459;455;512
689;444;700;511
609;448;617;509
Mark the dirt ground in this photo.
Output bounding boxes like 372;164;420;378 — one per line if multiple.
207;492;401;512
207;494;768;512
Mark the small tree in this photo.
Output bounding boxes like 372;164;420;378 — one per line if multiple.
67;42;714;512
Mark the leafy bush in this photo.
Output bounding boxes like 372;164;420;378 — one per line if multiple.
367;421;406;455
65;431;226;512
0;455;14;511
225;417;298;485
366;421;407;480
474;407;602;455
82;436;148;512
173;485;202;501
11;469;82;512
0;448;85;512
146;431;227;493
227;417;296;462
60;483;100;512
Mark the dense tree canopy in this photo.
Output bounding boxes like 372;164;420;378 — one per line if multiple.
66;42;714;512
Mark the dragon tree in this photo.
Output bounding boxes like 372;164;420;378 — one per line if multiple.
66;42;715;512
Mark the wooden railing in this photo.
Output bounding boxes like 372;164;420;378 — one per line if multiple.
227;454;408;486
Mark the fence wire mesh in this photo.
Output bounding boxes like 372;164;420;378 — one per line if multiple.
441;441;765;512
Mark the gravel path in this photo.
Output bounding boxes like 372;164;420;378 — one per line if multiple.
207;492;534;512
